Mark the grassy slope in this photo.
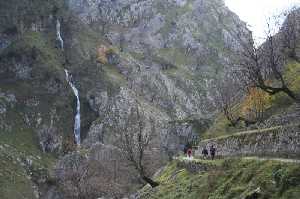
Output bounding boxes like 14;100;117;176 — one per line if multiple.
140;159;300;199
0;9;64;198
0;108;56;199
201;60;300;139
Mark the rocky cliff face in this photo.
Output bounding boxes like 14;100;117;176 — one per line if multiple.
0;0;250;198
66;0;250;149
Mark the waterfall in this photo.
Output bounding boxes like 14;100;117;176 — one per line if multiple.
56;19;64;50
64;69;81;145
56;19;80;145
57;18;80;145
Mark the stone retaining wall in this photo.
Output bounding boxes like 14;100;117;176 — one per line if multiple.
176;160;218;173
195;125;300;158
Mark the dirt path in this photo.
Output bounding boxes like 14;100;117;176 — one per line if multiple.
243;156;300;164
177;156;300;164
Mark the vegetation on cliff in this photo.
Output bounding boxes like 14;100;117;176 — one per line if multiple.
0;0;299;198
139;158;300;199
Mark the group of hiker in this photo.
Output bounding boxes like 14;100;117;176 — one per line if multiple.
201;145;216;160
184;144;217;160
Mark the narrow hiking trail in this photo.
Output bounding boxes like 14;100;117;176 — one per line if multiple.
185;124;300;165
178;156;300;164
243;156;300;164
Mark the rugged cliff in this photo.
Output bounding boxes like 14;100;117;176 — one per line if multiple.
0;0;251;198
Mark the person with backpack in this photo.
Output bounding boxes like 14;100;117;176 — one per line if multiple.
202;147;208;159
210;145;216;160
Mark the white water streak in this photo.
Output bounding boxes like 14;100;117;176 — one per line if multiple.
64;69;81;145
57;18;80;145
56;19;64;50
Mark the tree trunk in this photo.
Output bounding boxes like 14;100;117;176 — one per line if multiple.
142;175;159;187
259;85;299;102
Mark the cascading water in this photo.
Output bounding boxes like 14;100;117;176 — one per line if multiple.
56;19;64;50
56;19;80;145
64;69;81;145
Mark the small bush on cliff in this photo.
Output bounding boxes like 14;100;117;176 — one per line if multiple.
97;45;119;65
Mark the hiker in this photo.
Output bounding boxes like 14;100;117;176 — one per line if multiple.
183;144;188;155
201;147;208;159
210;145;216;160
187;148;192;159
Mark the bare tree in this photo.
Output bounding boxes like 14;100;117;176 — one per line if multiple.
241;87;269;124
212;74;242;126
228;14;300;102
212;72;261;126
56;156;124;199
118;105;159;187
212;5;300;102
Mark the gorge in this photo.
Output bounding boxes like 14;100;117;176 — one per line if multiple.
0;0;299;198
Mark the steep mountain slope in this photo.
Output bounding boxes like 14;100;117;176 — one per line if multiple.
0;0;251;198
66;0;250;157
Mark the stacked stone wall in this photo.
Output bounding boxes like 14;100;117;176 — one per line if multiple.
195;125;300;158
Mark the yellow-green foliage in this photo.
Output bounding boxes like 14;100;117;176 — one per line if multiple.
96;45;126;84
241;87;271;121
97;45;115;64
140;158;300;199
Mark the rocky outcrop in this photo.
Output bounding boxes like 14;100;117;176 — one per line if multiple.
68;0;249;117
67;0;250;152
0;0;252;198
0;90;17;130
195;125;300;158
